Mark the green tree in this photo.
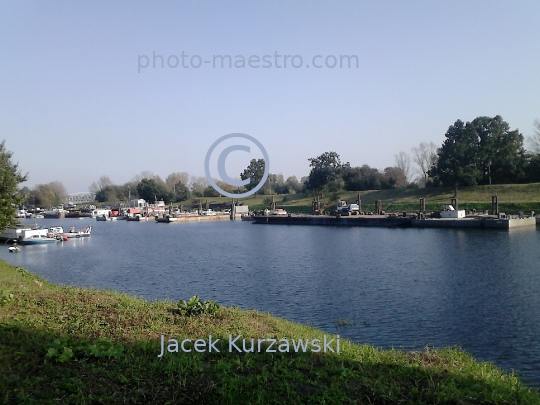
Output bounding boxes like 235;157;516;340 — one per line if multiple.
172;181;190;202
240;159;265;192
136;179;171;203
429;116;526;187
203;186;220;197
342;165;382;191
0;141;27;231
95;185;129;203
429;120;483;187
285;175;302;194
305;151;347;194
473;115;526;185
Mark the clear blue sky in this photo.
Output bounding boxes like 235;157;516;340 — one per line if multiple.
1;1;539;193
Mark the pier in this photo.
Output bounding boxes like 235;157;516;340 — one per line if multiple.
252;214;537;229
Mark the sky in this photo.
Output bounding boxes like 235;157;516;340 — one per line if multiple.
1;1;539;193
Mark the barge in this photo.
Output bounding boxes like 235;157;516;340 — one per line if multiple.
252;214;413;227
252;213;537;229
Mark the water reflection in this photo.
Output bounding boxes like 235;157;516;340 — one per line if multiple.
1;218;539;386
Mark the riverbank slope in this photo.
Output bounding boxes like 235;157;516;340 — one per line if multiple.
0;259;538;404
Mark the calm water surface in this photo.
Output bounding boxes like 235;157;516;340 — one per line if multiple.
2;218;540;386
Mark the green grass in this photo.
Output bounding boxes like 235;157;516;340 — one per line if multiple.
2;260;538;404
239;183;540;213
97;183;540;214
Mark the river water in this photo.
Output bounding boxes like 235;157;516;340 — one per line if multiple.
2;218;540;386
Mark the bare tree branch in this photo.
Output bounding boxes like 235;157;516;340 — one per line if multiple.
394;151;411;184
526;119;540;154
411;142;437;185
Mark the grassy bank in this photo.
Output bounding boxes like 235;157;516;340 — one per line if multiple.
1;260;538;404
160;183;540;214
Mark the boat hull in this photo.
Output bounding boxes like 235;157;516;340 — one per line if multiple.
22;238;59;245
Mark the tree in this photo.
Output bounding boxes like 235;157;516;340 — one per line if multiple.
203;186;220;197
524;155;540;183
165;172;190;191
305;151;347;193
33;181;67;208
411;142;437;185
95;185;129;203
240;158;266;192
526;119;540;155
429;120;481;187
383;166;407;188
190;175;209;197
285;175;302;194
89;175;113;194
0;141;27;231
131;171;158;183
394;151;411;184
136;178;171;202
429;116;526;186
473;115;526;185
171;181;190;202
342;165;382;191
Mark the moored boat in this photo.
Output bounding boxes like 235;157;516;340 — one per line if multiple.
19;228;60;244
44;206;65;219
65;225;92;238
0;223;43;243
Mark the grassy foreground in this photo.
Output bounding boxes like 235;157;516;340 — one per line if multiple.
1;260;539;404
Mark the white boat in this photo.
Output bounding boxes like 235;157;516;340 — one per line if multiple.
65;225;92;238
15;210;27;218
0;223;43;242
440;205;466;219
92;209;111;219
264;209;288;216
241;214;255;221
8;246;20;252
96;215;116;221
19;228;60;244
156;216;179;223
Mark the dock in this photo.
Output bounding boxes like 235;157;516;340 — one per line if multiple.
155;214;241;223
412;216;536;229
253;215;412;227
252;214;538;229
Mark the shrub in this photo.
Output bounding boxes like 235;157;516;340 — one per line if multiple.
177;295;220;316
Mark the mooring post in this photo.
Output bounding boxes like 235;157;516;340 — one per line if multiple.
357;193;362;212
492;195;498;215
419;197;425;212
450;197;459;211
230;200;235;220
312;196;320;213
271;195;276;210
375;200;382;215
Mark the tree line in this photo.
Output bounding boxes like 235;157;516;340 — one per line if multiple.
302;115;540;195
5;115;540;212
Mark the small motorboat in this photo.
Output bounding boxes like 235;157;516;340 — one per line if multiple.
66;225;92;238
8;246;20;253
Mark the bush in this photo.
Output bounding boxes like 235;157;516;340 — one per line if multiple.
177;295;220;316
